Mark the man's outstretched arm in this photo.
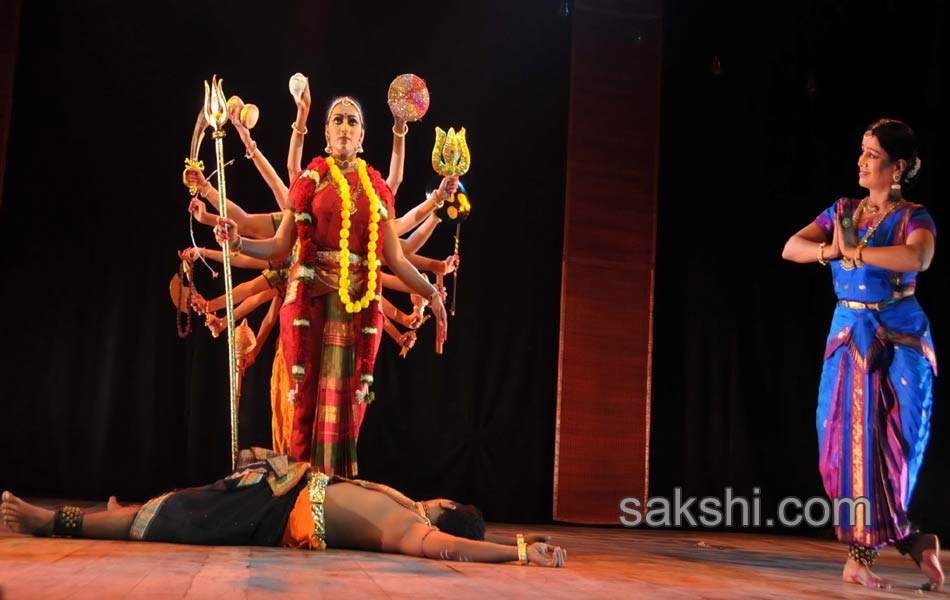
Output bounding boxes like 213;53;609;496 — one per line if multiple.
397;524;566;567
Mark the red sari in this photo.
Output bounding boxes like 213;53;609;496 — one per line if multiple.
279;156;393;476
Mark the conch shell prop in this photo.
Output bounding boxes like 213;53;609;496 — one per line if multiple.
387;74;430;122
289;73;308;104
431;127;470;177
235;318;257;364
227;96;259;129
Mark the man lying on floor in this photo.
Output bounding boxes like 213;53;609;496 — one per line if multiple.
1;447;565;568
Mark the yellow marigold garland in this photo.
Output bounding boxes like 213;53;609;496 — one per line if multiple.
326;157;381;313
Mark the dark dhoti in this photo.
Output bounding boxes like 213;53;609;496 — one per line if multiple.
129;449;311;547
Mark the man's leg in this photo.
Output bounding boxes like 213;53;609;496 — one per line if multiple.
2;491;138;540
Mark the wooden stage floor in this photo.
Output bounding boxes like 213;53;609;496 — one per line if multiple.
0;498;942;599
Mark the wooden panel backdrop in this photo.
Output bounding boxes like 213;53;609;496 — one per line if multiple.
554;0;661;523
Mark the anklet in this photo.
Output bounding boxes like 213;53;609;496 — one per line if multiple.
52;506;84;537
848;543;878;567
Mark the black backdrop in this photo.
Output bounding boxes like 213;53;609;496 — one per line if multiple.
1;0;948;540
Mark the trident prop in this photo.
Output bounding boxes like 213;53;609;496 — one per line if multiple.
203;75;240;469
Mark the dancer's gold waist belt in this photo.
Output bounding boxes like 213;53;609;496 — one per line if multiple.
840;297;906;311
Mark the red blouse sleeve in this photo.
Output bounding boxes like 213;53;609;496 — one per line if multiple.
287;157;324;212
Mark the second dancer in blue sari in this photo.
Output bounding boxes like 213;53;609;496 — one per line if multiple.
783;118;943;591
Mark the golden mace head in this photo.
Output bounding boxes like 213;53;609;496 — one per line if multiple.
204;75;229;131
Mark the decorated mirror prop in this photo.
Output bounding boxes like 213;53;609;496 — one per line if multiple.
387;73;430;123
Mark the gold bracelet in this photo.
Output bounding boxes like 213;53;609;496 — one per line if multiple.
817;241;828;266
516;533;528;565
244;141;258;160
291;122;308;135
392;124;408;138
854;244;865;268
199;183;213;198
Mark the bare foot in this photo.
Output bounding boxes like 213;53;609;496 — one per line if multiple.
0;491;54;536
107;496;122;511
910;533;945;591
842;558;891;589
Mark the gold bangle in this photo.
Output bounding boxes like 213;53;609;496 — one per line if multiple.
817;241;828;266
244;141;257;160
516;533;528;565
392;124;408;138
291;122;308;135
854;244;865;267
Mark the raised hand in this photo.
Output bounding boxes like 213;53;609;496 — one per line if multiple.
299;78;311;111
189;198;218;227
835;201;857;254
180;246;204;264
398;330;417;350
441;254;460;275
186;167;210;192
440;176;459;197
189;290;208;314
214;217;240;251
205;314;226;337
429;293;448;353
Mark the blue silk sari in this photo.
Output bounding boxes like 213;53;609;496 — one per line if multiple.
814;198;937;549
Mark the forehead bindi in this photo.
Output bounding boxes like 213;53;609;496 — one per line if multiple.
331;105;361;122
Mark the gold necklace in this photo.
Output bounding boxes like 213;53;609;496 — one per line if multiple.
860;197;880;213
333;156;358;170
840;200;902;270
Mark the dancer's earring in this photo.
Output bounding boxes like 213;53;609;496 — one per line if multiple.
889;172;902;202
